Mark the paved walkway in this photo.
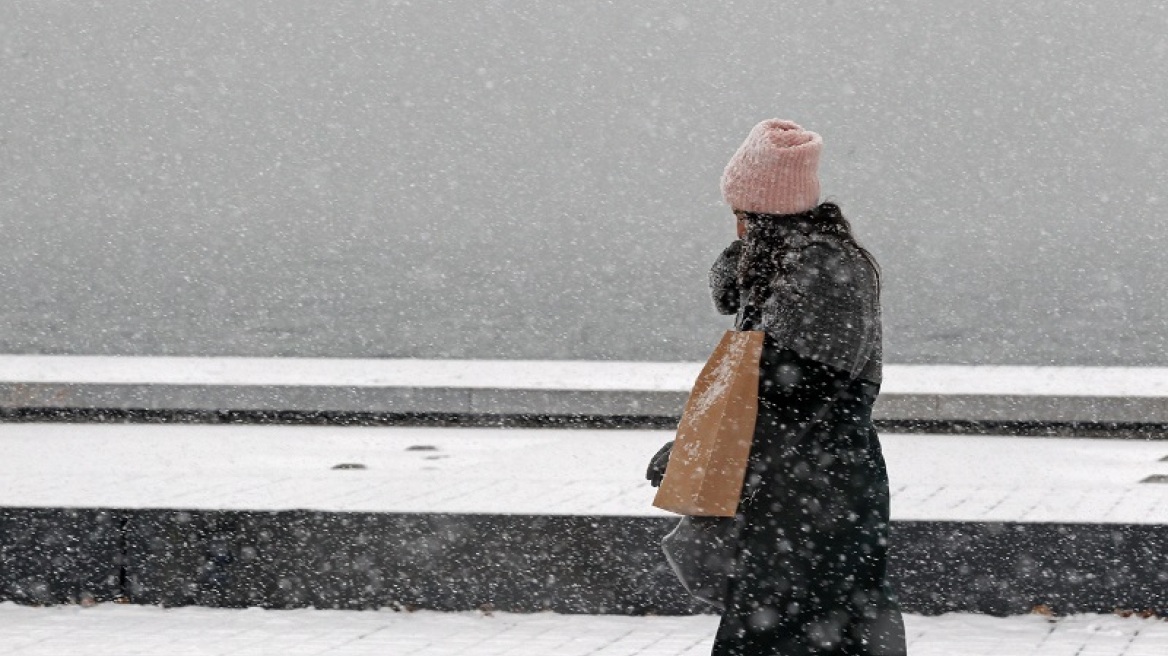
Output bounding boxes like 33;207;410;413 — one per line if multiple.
4;355;1168;423
3;355;1168;396
0;605;1166;655
0;352;1163;392
1;424;1167;522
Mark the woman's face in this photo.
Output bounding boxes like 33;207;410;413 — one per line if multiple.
734;211;747;238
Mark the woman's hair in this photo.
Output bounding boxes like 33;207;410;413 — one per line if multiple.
735;202;880;309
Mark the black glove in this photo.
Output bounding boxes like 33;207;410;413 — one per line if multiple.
646;440;673;487
710;240;744;316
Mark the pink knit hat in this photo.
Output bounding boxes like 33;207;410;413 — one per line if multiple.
721;119;822;215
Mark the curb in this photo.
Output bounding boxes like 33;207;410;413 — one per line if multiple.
2;507;1165;617
2;356;1168;430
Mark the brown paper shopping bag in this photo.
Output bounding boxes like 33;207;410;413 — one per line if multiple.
653;330;764;517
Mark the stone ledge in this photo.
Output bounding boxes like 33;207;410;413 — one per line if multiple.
2;507;1165;617
1;356;1167;426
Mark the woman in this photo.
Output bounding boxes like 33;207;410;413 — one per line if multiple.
651;120;906;655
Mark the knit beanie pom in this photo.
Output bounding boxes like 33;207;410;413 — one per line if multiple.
761;119;816;148
721;119;822;215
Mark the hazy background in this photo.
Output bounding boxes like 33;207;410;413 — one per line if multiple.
2;1;1166;364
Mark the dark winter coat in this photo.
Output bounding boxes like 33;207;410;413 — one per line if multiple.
709;227;882;385
707;230;906;656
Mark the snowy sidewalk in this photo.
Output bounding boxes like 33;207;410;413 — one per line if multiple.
3;355;1168;397
2;424;1167;523
3;424;1167;617
4;355;1168;424
1;604;1166;656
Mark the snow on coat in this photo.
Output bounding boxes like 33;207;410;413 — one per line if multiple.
709;226;882;385
707;227;906;656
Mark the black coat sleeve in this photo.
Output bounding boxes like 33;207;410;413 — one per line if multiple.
709;240;744;315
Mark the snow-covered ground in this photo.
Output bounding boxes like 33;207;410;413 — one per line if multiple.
3;354;1168;396
0;604;1165;655
2;424;1167;522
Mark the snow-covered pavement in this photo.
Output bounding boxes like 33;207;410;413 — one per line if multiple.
2;424;1168;522
4;356;1168;424
0;604;1165;655
3;354;1168;397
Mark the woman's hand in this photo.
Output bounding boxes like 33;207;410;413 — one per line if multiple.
646;440;673;487
710;240;744;315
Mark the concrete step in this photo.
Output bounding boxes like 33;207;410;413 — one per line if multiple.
6;507;1166;618
1;424;1166;616
2;355;1168;428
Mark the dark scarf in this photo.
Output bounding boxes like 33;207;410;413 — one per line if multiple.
740;225;882;384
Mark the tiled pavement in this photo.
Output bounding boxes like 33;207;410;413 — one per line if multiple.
0;604;1166;655
2;424;1167;523
3;423;1168;653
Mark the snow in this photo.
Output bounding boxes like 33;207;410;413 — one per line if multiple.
4;3;1168;370
1;424;1166;523
1;355;1167;396
0;355;700;391
0;603;1165;655
880;365;1168;398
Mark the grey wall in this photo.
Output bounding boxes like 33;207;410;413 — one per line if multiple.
3;508;1166;616
2;1;1166;364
